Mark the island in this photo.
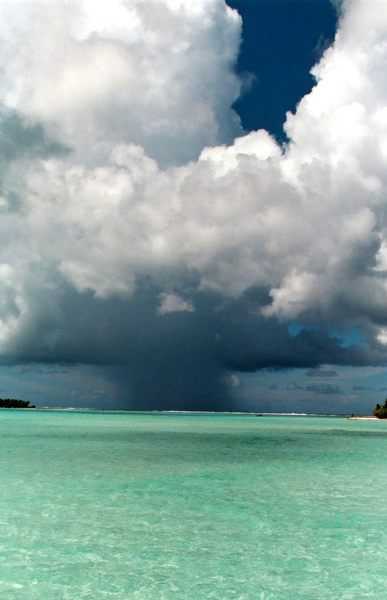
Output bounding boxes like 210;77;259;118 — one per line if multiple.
0;398;35;409
373;399;387;419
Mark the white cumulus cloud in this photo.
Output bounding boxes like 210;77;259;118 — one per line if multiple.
0;0;386;389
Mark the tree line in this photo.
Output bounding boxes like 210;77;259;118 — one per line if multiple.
0;398;35;408
373;399;387;419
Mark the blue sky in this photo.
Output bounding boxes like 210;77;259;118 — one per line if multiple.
1;0;387;413
227;0;337;140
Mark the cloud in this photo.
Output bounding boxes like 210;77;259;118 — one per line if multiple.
305;369;338;378
352;385;372;391
287;382;304;391
14;365;70;376
0;0;242;168
158;293;195;315
0;0;385;408
306;383;342;395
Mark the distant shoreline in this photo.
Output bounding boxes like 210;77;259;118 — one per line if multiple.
347;416;378;421
1;407;377;418
1;406;382;419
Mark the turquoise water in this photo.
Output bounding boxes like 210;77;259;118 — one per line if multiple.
0;411;387;599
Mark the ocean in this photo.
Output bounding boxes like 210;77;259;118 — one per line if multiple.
0;410;386;599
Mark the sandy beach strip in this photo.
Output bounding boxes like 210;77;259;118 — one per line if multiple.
347;416;379;420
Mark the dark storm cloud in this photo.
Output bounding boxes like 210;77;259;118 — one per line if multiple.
1;279;385;409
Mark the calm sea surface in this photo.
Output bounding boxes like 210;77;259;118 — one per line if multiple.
0;410;386;599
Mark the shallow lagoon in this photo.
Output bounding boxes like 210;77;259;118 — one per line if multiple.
0;410;386;599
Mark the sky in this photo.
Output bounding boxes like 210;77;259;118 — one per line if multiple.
1;0;387;413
